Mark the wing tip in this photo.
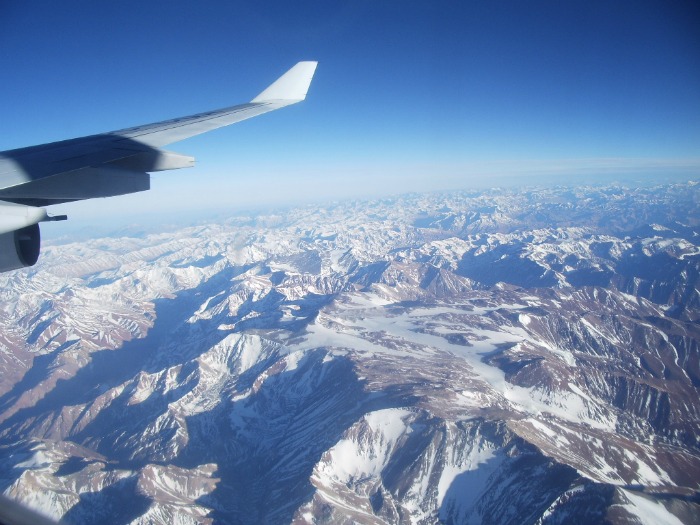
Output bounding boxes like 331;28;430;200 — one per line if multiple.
252;61;318;103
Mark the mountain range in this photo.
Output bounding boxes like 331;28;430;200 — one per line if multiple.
0;181;698;524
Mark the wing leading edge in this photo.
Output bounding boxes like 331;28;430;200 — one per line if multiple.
0;61;318;206
114;60;318;148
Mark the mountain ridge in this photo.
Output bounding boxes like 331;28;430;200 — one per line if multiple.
0;181;698;524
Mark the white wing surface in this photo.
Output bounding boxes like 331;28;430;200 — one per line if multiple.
116;61;318;148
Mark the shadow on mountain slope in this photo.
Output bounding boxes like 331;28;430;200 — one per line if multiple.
0;264;241;444
439;445;584;525
0;339;77;417
179;349;415;525
61;475;151;525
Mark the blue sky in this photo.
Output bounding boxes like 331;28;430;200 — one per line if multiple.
1;1;699;225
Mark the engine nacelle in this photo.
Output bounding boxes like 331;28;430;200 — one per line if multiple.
0;224;41;271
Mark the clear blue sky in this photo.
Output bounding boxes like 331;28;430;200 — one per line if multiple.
1;1;699;222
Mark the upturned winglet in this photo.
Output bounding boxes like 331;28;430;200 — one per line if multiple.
252;61;318;103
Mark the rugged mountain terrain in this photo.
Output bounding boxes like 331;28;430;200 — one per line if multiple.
0;181;699;524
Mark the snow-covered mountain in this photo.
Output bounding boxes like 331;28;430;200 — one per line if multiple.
0;181;698;524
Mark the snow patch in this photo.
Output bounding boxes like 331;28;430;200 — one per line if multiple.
620;490;684;525
322;408;412;482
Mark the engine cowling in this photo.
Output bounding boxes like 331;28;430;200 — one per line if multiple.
0;224;41;271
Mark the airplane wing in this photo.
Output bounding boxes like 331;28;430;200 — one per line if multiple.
0;61;317;272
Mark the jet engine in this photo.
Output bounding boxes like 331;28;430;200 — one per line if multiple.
0;223;40;271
